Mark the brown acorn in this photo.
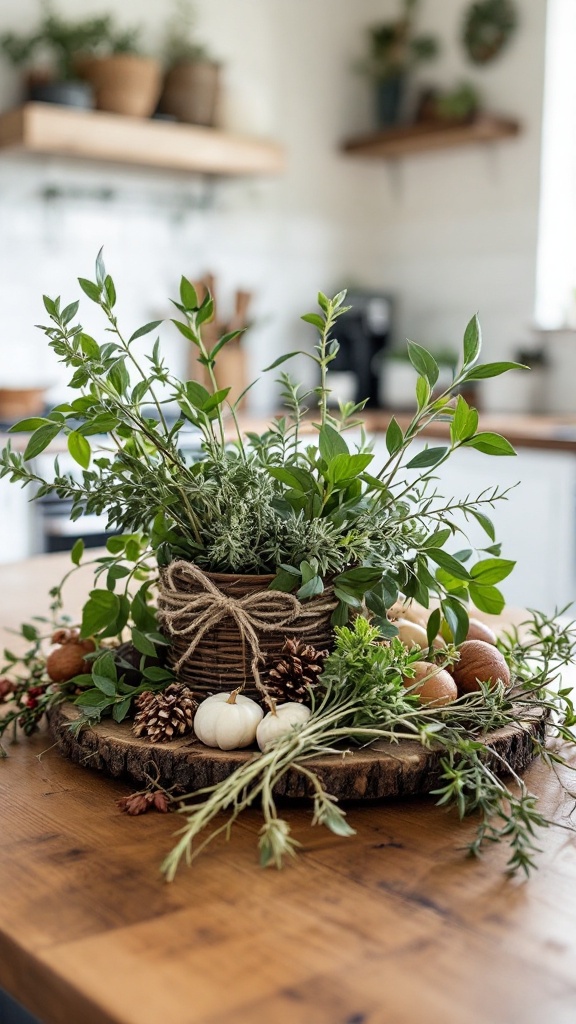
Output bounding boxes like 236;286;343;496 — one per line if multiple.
46;629;95;683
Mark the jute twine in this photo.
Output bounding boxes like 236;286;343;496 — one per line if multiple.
157;561;337;697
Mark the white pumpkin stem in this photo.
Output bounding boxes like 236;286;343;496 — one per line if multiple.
227;687;242;705
263;694;278;716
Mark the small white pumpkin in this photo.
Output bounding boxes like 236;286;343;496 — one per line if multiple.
193;690;263;750
256;702;311;752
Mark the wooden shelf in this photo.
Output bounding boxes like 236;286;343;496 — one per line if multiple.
0;103;285;175
342;115;521;160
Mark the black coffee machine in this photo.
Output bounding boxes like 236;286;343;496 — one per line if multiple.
327;289;393;408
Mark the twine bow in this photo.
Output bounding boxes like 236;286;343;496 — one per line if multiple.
158;561;303;691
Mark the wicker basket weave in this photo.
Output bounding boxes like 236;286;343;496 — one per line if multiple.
158;563;336;700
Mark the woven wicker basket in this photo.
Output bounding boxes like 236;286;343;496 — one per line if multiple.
158;564;336;700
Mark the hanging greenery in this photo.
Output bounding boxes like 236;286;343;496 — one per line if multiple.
462;0;518;65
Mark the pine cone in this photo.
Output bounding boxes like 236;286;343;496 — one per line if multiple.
132;683;197;743
265;638;328;705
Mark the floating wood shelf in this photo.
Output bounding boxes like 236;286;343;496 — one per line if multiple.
0;103;285;175
342;115;521;160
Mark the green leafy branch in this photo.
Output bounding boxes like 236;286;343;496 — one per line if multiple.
162;614;576;880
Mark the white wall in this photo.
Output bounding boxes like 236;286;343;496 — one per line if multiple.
357;0;548;364
0;0;548;411
535;0;576;328
0;0;380;412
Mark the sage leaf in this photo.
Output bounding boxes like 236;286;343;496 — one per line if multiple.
129;320;163;342
80;590;120;638
131;628;158;658
301;313;325;330
113;697;132;723
463;313;481;366
179;277;198;310
463;433;516;456
469;583;505;615
297;576;324;600
78;278;101;303
427;548;471;581
262;351;302;371
9;418;52;433
463;361;527;380
319;423;349;462
71;538;84;566
469;508;495;541
406;447;448;470
470;558;515;585
441;597;469;645
23;422;62;459
385;416;403;456
407;340;439;386
67;430;91;469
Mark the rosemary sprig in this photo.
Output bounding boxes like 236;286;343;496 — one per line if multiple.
162;612;576;881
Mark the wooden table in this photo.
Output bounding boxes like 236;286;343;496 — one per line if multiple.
2;553;576;1024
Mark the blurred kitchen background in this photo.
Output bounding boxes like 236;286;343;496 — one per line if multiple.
1;0;576;613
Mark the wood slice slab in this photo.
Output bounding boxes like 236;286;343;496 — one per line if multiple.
47;702;548;800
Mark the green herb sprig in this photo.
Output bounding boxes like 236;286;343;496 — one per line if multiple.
0;253;526;659
163;611;576;880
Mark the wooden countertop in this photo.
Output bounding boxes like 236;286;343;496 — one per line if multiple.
3;412;576;454
2;553;576;1024
237;411;576;453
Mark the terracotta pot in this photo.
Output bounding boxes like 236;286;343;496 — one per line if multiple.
78;54;162;118
159;60;220;126
0;388;46;420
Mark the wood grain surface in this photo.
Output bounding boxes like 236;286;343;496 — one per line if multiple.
0;104;285;176
2;553;576;1024
46;700;547;800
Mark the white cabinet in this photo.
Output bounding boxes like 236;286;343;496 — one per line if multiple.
0;476;37;564
365;433;576;614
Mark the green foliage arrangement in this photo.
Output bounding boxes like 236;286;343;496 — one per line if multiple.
163;0;213;68
359;0;440;81
0;3;141;80
462;0;518;66
1;251;523;662
163;611;576;879
4;251;574;879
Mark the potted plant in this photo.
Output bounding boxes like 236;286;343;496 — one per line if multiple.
0;2;111;108
75;25;162;119
359;0;440;127
6;252;575;879
415;81;480;124
158;0;220;127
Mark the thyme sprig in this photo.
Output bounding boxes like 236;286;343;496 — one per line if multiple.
1;254;527;647
162;613;576;880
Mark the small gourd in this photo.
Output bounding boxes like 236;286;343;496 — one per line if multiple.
193;689;263;750
451;640;510;694
395;618;446;652
256;702;311;752
46;629;95;683
402;661;458;706
466;617;498;646
388;598;427;628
